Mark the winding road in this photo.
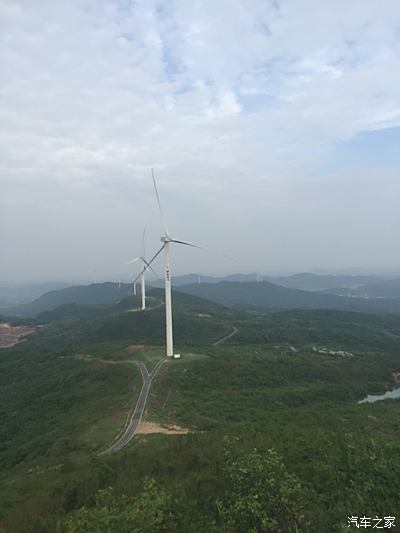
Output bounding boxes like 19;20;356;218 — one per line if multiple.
105;359;166;453
104;321;238;453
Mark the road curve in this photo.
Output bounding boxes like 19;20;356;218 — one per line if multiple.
105;359;166;453
213;326;238;346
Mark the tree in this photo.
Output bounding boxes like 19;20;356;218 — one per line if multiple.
217;438;310;532
61;478;180;533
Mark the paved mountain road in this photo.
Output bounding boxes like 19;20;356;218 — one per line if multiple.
105;359;166;453
104;320;238;453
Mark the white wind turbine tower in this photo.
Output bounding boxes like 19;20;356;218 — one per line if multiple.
128;227;157;311
133;170;202;357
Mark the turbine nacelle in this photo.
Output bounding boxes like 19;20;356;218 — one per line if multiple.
160;234;202;248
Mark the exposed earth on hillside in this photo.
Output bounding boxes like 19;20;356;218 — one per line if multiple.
137;421;189;435
0;322;36;348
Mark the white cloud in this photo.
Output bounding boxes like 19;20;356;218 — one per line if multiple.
1;0;400;281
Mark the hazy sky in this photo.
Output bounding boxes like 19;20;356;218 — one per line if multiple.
1;0;400;284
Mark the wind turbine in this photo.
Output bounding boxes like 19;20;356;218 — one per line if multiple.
133;170;202;357
128;227;157;310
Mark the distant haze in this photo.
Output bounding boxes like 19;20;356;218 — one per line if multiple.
1;1;400;284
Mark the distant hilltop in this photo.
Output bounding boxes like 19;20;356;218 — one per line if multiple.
2;272;400;318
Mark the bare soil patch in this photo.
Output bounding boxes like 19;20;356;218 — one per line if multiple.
137;421;189;435
126;344;146;352
0;322;36;348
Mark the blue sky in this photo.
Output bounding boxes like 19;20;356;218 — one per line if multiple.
0;0;400;282
327;127;400;172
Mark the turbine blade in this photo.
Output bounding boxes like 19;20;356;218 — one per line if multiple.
129;244;165;290
215;250;240;263
171;238;203;249
207;251;239;263
143;259;159;279
140;226;146;257
127;257;140;264
152;168;169;236
172;239;238;263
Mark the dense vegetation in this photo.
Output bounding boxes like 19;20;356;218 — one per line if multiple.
324;277;400;298
1;290;399;532
5;275;400;319
2;282;132;317
178;280;400;313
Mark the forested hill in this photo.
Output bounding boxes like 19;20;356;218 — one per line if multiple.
2;280;400;531
4;276;400;318
1;282;132;317
265;272;382;290
176;281;400;314
361;277;400;297
148;272;383;289
0;282;69;307
35;288;231;325
323;277;400;298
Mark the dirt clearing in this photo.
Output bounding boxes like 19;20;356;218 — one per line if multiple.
0;322;35;348
137;421;189;435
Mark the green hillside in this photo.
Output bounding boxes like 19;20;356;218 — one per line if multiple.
0;282;69;307
150;272;384;289
4;282;133;317
260;272;382;290
5;276;400;319
32;290;233;347
177;280;400;313
231;309;400;351
323;277;400;299
362;277;400;297
1;290;400;532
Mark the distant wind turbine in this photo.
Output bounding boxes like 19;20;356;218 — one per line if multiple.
128;227;157;310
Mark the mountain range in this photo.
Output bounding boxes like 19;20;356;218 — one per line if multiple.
3;276;400;318
148;272;383;290
176;281;400;314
